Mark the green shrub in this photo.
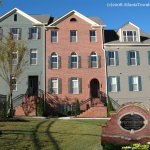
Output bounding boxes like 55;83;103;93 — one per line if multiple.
74;99;80;116
103;143;126;150
36;97;44;116
107;98;115;117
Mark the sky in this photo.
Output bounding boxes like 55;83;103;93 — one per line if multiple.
0;0;150;33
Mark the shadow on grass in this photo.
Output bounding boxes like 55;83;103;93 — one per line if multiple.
0;118;29;122
46;120;62;150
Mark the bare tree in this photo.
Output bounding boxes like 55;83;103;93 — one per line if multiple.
0;35;28;117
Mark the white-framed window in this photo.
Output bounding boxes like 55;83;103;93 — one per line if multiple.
72;78;79;94
51;52;58;69
11;77;17;91
30;49;37;65
71;52;78;68
51;31;58;43
123;31;137;42
109;51;116;66
129;51;137;66
90;52;98;68
129;76;142;91
70;30;77;42
111;77;117;92
10;28;21;40
51;78;58;94
29;27;41;39
0;28;3;40
132;76;138;91
90;30;96;42
108;76;120;92
12;52;18;65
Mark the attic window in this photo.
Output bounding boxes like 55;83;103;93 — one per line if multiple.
70;18;77;22
14;14;17;22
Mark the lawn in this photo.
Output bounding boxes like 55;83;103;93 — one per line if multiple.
0;118;107;150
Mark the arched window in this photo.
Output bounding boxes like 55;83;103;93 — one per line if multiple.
90;52;98;68
51;52;58;69
70;18;77;22
71;52;78;68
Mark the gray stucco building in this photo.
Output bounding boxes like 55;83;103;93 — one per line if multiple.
104;22;150;108
0;8;50;106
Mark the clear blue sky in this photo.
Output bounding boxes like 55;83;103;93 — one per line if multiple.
1;0;150;33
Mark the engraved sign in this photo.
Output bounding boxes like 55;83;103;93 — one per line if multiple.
120;114;145;131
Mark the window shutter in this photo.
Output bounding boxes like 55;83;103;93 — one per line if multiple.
58;78;62;94
68;56;71;68
48;78;52;94
79;78;82;94
78;56;81;68
117;76;120;91
148;51;150;65
127;51;130;65
98;56;101;68
136;51;140;65
107;77;111;92
106;51;109;66
38;27;41;39
68;78;72;93
128;76;133;91
115;51;119;66
48;56;52;69
88;56;91;68
58;56;61;69
18;28;22;40
138;76;142;91
28;28;32;39
10;28;12;34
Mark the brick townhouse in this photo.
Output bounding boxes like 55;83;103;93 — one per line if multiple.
45;10;107;117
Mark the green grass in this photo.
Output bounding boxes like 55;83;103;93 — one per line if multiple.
0;118;107;150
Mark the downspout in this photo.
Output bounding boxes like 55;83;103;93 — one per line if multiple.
101;28;108;105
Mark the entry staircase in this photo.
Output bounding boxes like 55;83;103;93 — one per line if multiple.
78;92;108;118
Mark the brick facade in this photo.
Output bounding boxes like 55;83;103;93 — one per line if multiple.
45;13;106;108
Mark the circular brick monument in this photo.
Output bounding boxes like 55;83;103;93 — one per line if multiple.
101;102;150;144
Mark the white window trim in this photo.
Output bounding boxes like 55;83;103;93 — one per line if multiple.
90;30;97;42
70;30;77;43
51;53;58;69
31;27;39;40
51;31;58;43
51;78;58;94
12;51;18;65
91;52;98;68
110;77;117;92
123;30;138;42
109;51;116;66
130;51;137;66
11;28;21;40
71;53;78;69
30;49;38;65
132;76;139;91
11;76;17;91
72;78;79;94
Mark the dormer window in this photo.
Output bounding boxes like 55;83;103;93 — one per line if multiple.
123;31;137;42
70;18;77;22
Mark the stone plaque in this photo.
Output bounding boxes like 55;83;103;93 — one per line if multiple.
120;114;145;131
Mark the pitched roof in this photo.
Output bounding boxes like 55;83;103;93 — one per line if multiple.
104;30;150;45
30;14;51;24
0;8;43;25
48;10;106;27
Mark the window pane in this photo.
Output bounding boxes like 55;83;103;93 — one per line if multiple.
51;78;58;94
30;50;37;65
70;31;77;42
51;31;57;43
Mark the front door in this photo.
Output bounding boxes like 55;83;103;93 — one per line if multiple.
90;79;100;98
28;76;38;96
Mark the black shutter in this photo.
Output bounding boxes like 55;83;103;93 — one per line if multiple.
88;56;91;68
28;28;32;39
78;56;81;68
48;56;52;69
48;79;52;94
58;78;62;94
38;27;41;39
68;78;72;93
68;56;71;68
79;78;82;94
98;56;101;68
58;56;61;69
